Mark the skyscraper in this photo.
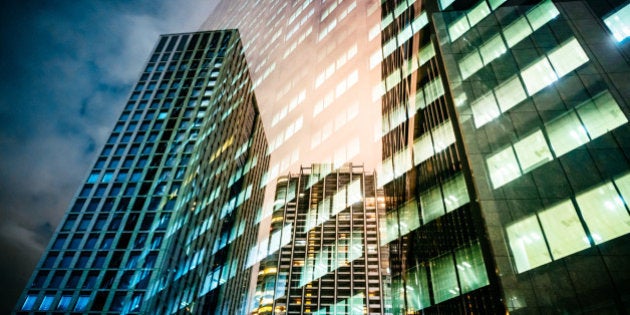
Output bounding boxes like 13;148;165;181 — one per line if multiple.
14;29;269;315
378;0;630;313
14;0;630;314
251;164;389;315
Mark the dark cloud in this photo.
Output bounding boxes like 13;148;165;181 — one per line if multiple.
0;0;218;312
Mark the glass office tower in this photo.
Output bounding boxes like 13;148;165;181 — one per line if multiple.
251;164;389;315
379;0;630;313
14;29;269;315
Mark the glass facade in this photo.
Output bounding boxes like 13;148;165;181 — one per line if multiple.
13;0;630;314
251;164;388;315
432;0;630;313
14;30;270;315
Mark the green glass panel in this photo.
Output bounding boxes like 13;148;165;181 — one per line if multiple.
420;186;445;223
430;254;459;303
406;265;431;311
455;242;489;293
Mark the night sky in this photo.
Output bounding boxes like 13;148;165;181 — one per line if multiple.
0;1;217;312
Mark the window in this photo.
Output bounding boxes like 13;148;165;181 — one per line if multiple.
405;265;430;311
521;58;557;95
420;186;444;223
546;112;589;157
75;296;90;311
442;174;469;213
455;242;489;293
604;2;630;42
494;76;526;113
577;91;627;139
471;92;500;128
506;215;552;273
21;295;37;311
513;130;552;173
487;146;521;189
576;183;630;244
547;38;589;77
57;296;72;311
398;200;420;236
430;254;458;303
39;295;55;310
538;201;589;259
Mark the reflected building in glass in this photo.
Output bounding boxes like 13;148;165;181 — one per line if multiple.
13;0;630;314
251;164;389;315
14;29;270;314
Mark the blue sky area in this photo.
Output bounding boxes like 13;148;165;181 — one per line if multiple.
0;1;217;312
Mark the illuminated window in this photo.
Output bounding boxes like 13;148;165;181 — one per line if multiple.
380;211;399;246
538;201;589;259
398;200;421;236
506;215;552;272
494;76;527;113
513;130;553;173
455;242;489;293
406;265;431;311
521;58;558;95
413;133;434;165
548;39;589;77
503;18;531;48
440;0;455;10
487;146;521;189
442;174;469;213
21;295;37;311
57;296;72;311
39;295;54;311
471;92;500;128
546;112;589;157
488;0;507;9
604;3;630;42
459;52;483;79
420;186;444;223
577;91;627;139
527;0;560;30
614;173;630;206
431;254;459;303
74;296;90;312
576;183;630;244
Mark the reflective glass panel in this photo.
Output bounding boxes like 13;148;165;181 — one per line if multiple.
487;146;521;189
576;183;630;244
538;201;589;259
431;254;459;303
455;242;489;293
506;215;552;272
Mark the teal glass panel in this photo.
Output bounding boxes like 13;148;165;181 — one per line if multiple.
455;242;489;293
442;173;470;212
431;254;459;303
420;186;445;223
399;200;421;236
406;265;431;311
604;2;630;42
